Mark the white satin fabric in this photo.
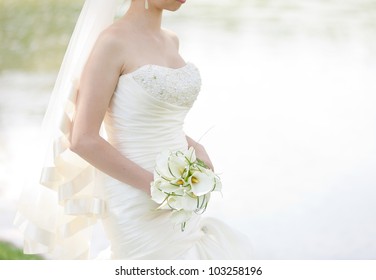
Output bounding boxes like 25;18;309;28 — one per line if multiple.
99;65;252;259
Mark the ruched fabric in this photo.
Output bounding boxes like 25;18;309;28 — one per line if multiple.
99;69;252;259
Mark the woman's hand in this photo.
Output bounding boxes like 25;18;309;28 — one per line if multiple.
186;135;214;171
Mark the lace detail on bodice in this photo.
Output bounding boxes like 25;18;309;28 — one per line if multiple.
130;63;201;107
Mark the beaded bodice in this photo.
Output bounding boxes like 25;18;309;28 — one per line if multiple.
130;63;201;108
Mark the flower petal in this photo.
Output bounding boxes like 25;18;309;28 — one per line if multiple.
168;154;187;178
150;180;168;204
168;193;197;211
190;171;215;196
155;150;174;179
158;181;178;192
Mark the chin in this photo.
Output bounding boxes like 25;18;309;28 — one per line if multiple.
162;0;184;12
166;7;182;12
165;4;182;12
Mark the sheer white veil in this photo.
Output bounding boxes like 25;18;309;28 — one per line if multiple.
14;0;122;259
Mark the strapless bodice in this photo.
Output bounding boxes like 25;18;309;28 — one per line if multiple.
104;63;201;172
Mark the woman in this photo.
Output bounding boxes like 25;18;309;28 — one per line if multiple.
70;0;212;202
15;0;252;259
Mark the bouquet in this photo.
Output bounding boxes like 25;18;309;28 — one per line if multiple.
150;147;222;231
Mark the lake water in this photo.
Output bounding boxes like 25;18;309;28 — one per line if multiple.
1;0;376;259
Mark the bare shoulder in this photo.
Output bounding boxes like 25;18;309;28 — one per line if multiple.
91;22;137;74
94;24;127;54
162;28;180;49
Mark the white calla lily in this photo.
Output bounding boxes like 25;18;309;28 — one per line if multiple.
150;180;167;204
167;154;187;178
158;181;185;196
167;193;197;211
155;150;174;179
203;169;222;192
151;147;222;231
189;170;215;196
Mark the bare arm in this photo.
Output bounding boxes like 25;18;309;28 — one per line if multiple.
70;30;153;195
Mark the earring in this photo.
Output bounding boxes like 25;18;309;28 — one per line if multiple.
145;0;149;9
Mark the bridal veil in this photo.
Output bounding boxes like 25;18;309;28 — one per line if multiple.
14;0;121;259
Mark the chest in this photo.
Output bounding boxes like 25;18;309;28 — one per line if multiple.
131;63;201;107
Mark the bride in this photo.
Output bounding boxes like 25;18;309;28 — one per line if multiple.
15;0;252;259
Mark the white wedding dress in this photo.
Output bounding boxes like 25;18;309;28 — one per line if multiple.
15;61;252;259
97;62;252;259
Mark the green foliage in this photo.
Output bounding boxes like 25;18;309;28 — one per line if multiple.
0;0;82;72
0;241;44;260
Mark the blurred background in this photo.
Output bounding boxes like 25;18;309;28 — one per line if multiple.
1;0;376;259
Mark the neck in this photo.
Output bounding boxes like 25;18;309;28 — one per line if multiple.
124;0;163;32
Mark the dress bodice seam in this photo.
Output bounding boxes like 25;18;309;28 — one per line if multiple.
120;62;192;77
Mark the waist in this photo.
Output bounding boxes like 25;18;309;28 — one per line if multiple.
106;131;188;172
